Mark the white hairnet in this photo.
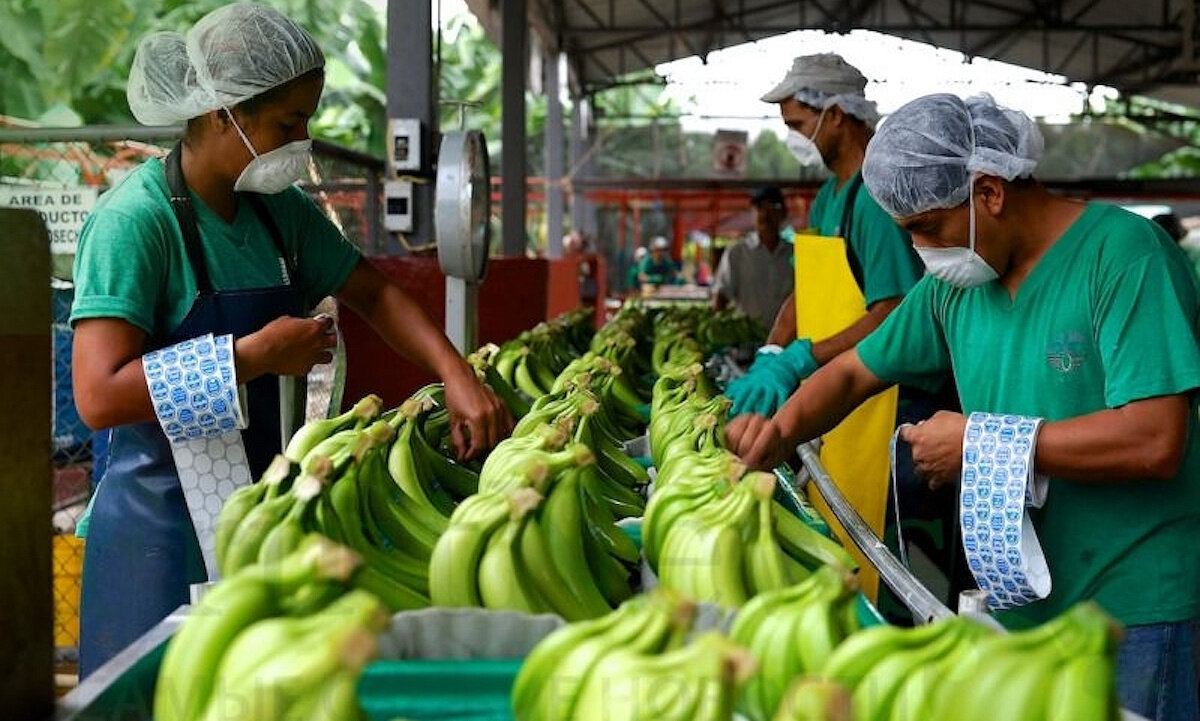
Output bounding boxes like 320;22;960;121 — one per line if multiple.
127;2;324;125
862;93;1044;218
761;53;879;126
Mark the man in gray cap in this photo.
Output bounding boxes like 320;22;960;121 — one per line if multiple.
725;53;940;606
728;53;923;417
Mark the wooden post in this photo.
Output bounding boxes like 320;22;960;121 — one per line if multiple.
0;208;53;718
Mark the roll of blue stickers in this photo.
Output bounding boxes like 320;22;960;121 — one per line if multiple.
960;412;1052;610
143;332;251;578
143;333;244;443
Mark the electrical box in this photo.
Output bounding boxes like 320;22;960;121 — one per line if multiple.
383;180;414;233
388;118;422;177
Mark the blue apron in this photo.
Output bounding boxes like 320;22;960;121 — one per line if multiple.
78;144;305;678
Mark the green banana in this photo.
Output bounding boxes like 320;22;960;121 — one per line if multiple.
198;590;385;721
283;394;383;463
536;468;614;618
256;473;325;564
772;501;859;572
773;678;853;721
214;455;293;569
154;536;362;721
476;489;551;614
573;632;754;721
428;494;511;607
410;412;480;499
387;416;453;533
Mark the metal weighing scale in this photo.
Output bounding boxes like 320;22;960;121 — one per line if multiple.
434;128;491;353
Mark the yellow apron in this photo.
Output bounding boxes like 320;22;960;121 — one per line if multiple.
793;231;899;603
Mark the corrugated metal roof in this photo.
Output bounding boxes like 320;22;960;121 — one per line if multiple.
467;0;1198;104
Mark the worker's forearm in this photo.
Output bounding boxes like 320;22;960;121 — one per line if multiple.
774;350;889;445
766;294;796;346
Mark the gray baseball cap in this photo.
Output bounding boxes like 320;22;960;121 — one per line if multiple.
761;53;869;103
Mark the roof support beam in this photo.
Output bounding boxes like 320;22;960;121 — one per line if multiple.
501;0;528;256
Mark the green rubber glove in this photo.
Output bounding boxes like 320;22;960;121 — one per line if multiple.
728;339;818;417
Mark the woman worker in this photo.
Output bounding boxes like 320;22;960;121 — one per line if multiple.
70;2;511;677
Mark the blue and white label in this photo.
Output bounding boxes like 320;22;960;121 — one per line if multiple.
143;333;251;579
144;333;245;443
960;412;1052;610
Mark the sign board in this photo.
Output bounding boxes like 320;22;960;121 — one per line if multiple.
0;184;98;256
712;129;749;177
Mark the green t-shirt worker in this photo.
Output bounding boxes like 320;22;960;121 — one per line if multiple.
726;93;1200;721
637;236;680;288
69;2;512;679
724;53;923;418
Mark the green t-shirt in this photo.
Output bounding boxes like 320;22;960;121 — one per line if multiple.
807;173;923;306
858;202;1200;628
71;158;361;337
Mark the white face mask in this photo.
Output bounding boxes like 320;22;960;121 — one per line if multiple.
225;108;311;194
785;107;828;167
914;182;998;288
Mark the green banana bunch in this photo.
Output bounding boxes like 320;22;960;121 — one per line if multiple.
573;631;757;721
477;433;591;494
214;454;296;570
469;343;533;419
654;446;743;490
772;678;853;721
696;309;766;352
154;535;363;721
408;399;481;501
283;394;383;464
219;458;335;576
196;588;388;721
925;601;1122;721
386;401;455;527
432;444;635;617
656;473;768;607
512;589;698;721
731;565;861;721
641;457;740;569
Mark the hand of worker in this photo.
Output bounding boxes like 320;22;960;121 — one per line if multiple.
900;411;968;490
443;368;514;460
235;315;338;381
727;339;818;417
725;413;790;471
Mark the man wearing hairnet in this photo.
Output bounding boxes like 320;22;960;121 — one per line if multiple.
70;3;511;676
728;93;1200;721
727;54;942;604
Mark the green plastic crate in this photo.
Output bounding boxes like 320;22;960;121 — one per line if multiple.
358;659;521;721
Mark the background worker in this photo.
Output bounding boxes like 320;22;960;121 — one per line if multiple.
637;236;680;288
711;186;794;333
70;3;510;677
725;53;943;605
727;93;1200;721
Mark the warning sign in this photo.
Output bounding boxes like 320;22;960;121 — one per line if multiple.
712;129;748;178
0;184;98;256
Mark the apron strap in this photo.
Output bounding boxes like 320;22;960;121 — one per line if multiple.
165;143;214;294
835;173;866;293
163;142;304;294
243;193;303;289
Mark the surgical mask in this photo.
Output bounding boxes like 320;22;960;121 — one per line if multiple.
785;107;828;167
225;107;311;194
914;182;998;288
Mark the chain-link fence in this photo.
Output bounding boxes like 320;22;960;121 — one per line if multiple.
0;124;385;680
